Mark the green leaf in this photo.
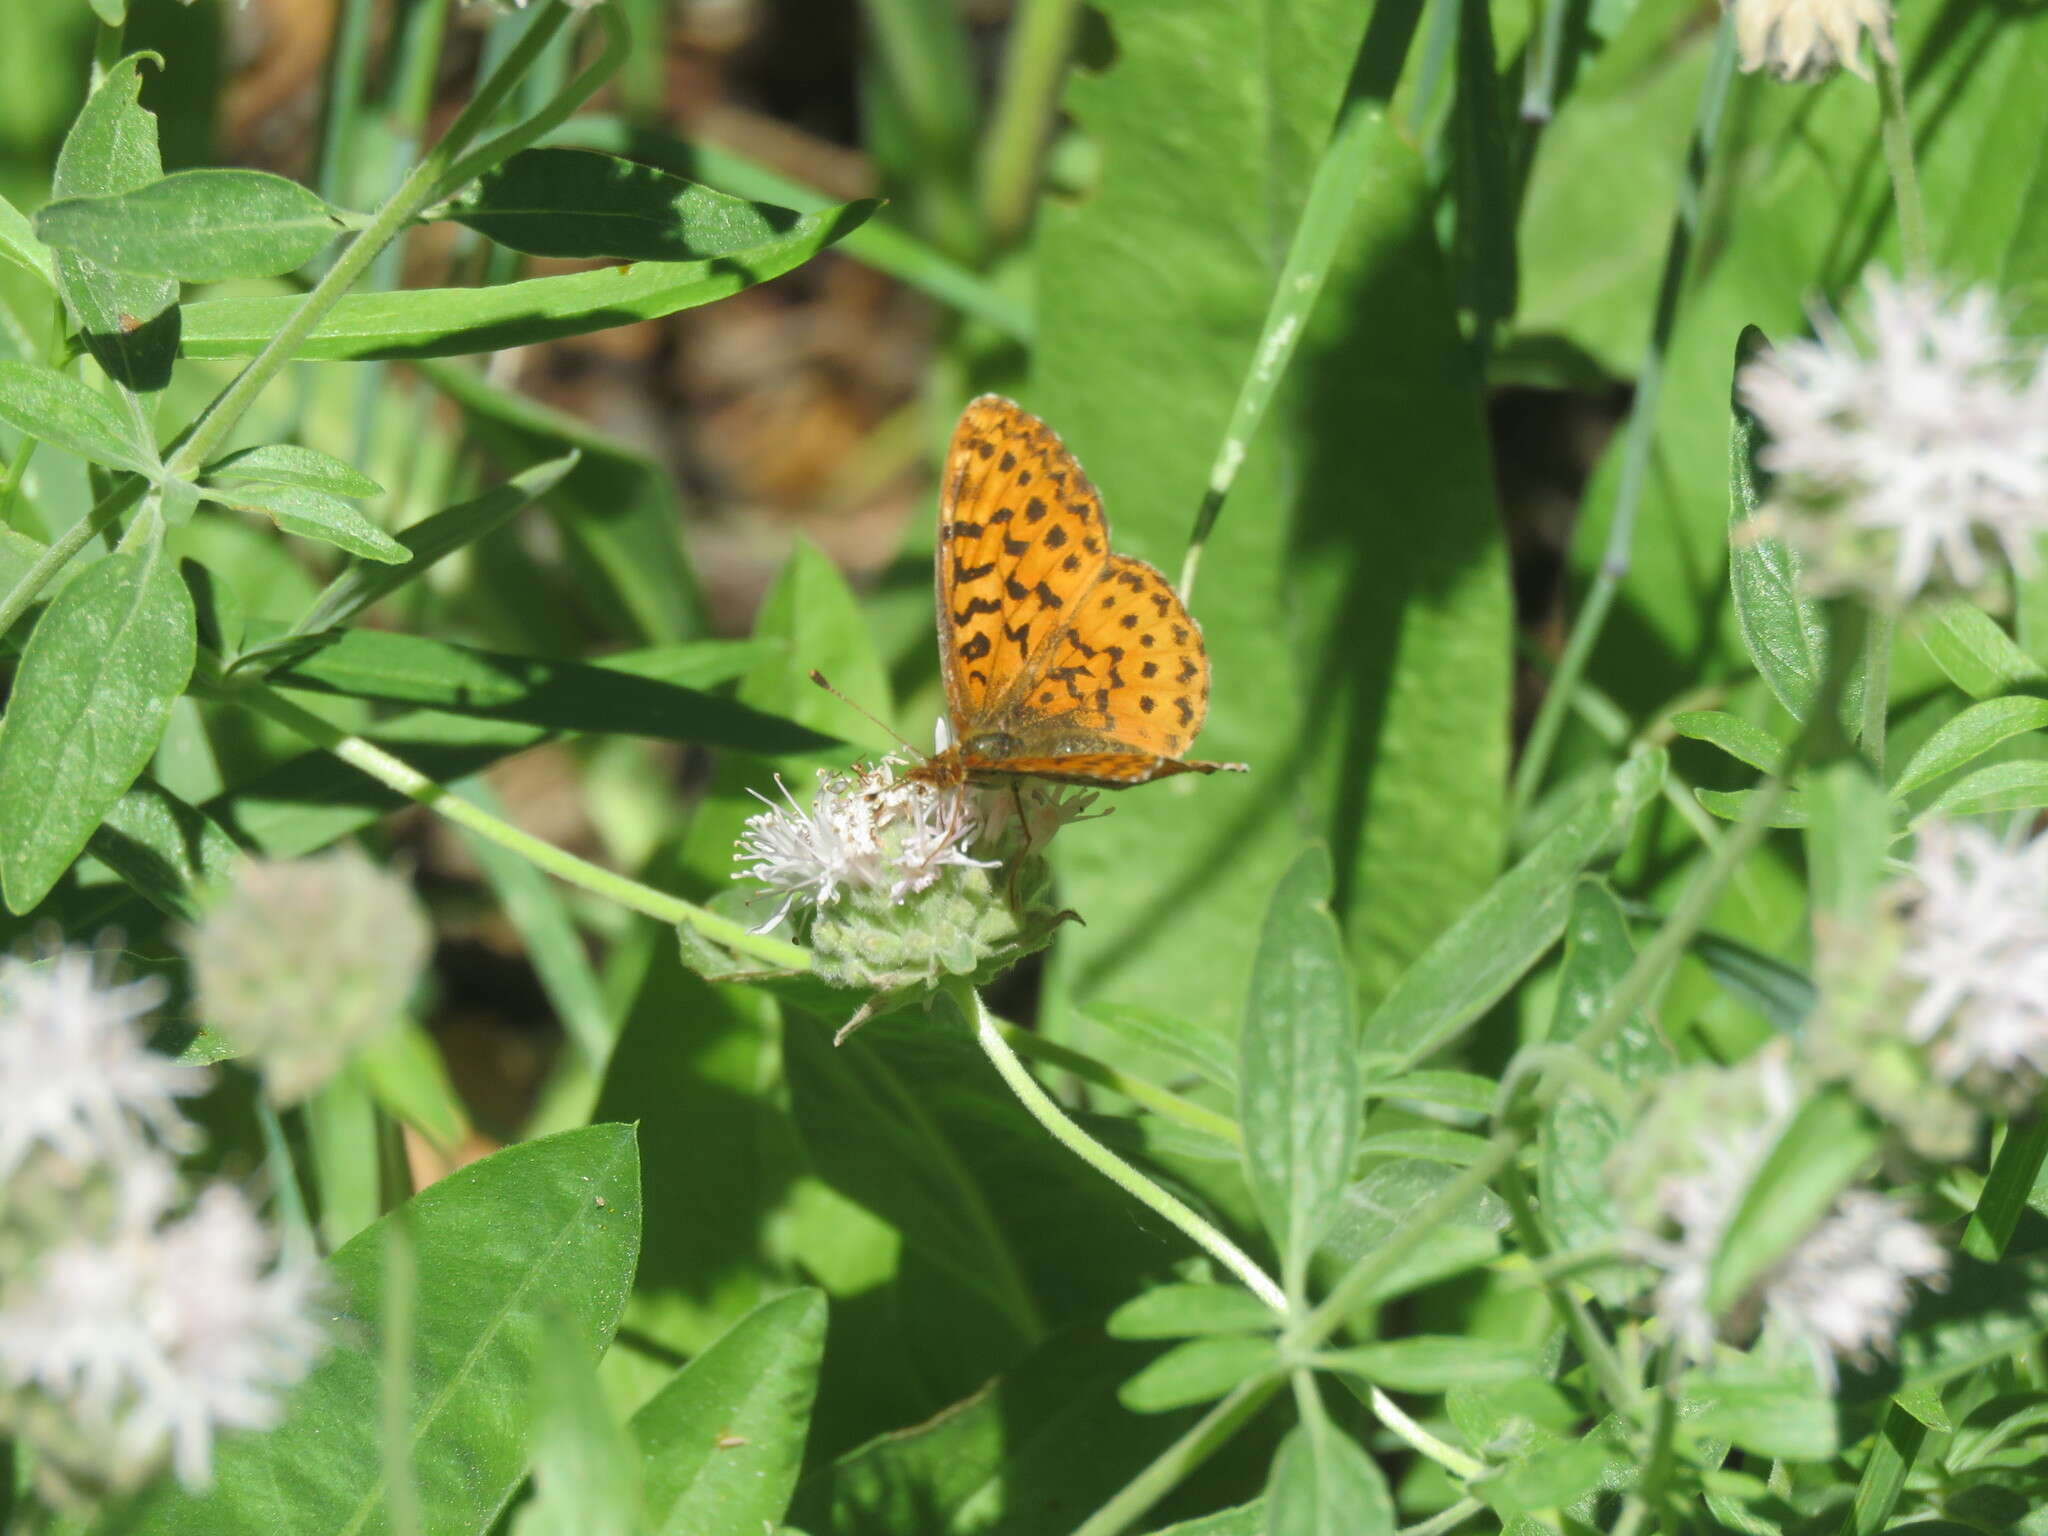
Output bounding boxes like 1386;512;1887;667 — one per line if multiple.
120;1125;642;1534
1669;708;1785;774
1473;1424;1630;1517
1240;847;1359;1291
1314;1159;1506;1307
86;772;240;922
205;643;768;857
630;1289;826;1536
1320;1336;1540;1392
1804;760;1890;922
283;450;577;643
1539;879;1673;1302
1360;1068;1495;1116
51;52;179;393
788;1328;1195;1535
198;481;410;564
1694;785;1809;827
1919;600;2048;700
1890;696;2048;799
205;442;384;499
1107;1284;1280;1341
178;201;875;361
511;1315;644;1536
269;628;837;754
1840;1400;1929;1535
0;359;157;475
0;543;196;912
1360;748;1664;1068
1707;1087;1879;1317
357;1021;470;1153
1087;1003;1239;1091
1913;760;2048;822
0;189;58;289
1118;1335;1275;1413
1729;326;1841;724
1264;1413;1395;1536
35;169;346;282
448;147;797;262
1685;1360;1839;1462
1145;1502;1265;1536
1033;6;1509;1038
1691;932;1815;1033
1872;1231;2048;1395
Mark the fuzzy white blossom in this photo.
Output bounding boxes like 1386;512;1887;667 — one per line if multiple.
0;1157;325;1494
1738;272;2048;601
0;950;205;1184
1892;819;2048;1082
1621;1049;1944;1382
733;759;996;932
1726;0;1895;81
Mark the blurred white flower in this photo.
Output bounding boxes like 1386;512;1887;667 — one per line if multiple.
0;1157;325;1494
733;759;995;931
1620;1048;1943;1380
1893;819;2048;1082
182;847;432;1104
974;782;1106;854
1738;272;2048;601
0;949;204;1184
1726;0;1895;81
1762;1189;1946;1384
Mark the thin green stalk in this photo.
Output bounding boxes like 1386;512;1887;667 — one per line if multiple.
1963;1113;2048;1262
164;2;586;483
0;475;142;641
237;684;812;972
978;0;1081;249
1613;1344;1685;1535
954;979;1287;1313
316;0;379;203
1508;12;1737;823
1875;52;1928;275
995;1019;1243;1146
1071;1374;1287;1536
0;433;38;525
1367;1384;1484;1478
255;1097;318;1263
1498;1164;1636;1415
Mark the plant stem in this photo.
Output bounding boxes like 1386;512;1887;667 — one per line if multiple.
238;684;812;971
1615;1345;1685;1535
1398;1499;1486;1536
1498;1163;1636;1415
953;979;1287;1313
1071;1375;1287;1536
1874;52;1928;275
978;0;1080;250
1368;1384;1484;1478
994;1019;1243;1146
0;476;143;641
163;3;584;483
1508;12;1736;823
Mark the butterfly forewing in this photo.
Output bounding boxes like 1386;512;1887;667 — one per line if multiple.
936;396;1111;726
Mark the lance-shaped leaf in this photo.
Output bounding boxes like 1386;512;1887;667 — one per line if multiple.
204;443;384;499
197;481;408;564
1240;847;1359;1294
0;359;157;475
36;169;348;282
51;53;179;392
1263;1412;1395;1536
447;147;801;263
0;541;196;912
178;202;876;361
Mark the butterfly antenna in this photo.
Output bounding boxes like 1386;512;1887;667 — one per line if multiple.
808;671;926;758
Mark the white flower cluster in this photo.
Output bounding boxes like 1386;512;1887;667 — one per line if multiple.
1727;0;1895;81
1738;272;2048;601
1624;1050;1945;1383
0;949;325;1502
1893;819;2048;1083
733;747;1101;933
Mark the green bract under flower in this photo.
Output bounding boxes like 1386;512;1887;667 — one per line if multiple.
733;758;1099;1019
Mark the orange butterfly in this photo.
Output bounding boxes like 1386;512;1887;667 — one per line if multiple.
913;396;1246;790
